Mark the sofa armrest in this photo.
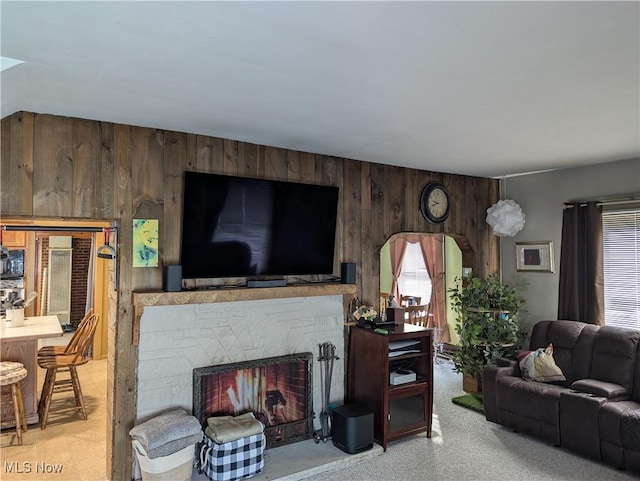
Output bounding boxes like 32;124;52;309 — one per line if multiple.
496;357;518;369
483;363;519;423
571;379;630;401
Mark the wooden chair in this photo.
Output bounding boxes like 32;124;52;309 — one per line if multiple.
38;313;99;429
37;308;94;358
400;296;422;307
404;305;429;326
379;292;390;315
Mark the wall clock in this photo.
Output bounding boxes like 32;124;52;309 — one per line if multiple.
420;182;451;224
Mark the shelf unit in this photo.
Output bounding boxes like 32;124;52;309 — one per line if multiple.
347;323;433;450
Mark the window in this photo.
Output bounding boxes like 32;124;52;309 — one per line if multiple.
603;209;640;330
398;242;432;305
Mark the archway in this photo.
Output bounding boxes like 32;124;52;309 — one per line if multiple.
1;217;113;479
379;232;476;344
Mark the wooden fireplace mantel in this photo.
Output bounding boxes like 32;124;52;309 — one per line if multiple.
131;283;357;345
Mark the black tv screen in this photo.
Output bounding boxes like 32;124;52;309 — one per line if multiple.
180;171;339;279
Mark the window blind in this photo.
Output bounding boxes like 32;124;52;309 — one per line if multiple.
603;210;640;330
398;242;432;302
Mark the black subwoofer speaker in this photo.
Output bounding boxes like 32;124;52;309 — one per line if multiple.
341;262;356;284
332;404;373;454
163;265;182;292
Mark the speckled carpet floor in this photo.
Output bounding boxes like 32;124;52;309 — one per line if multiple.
299;359;638;481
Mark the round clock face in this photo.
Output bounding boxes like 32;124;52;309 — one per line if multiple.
420;182;451;224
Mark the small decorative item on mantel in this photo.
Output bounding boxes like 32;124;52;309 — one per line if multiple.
353;305;378;328
383;295;404;325
387;295;400;308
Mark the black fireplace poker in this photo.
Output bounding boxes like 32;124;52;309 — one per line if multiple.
314;341;339;444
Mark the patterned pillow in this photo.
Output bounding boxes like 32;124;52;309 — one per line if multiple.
517;343;566;383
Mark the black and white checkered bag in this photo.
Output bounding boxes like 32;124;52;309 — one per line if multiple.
197;433;265;481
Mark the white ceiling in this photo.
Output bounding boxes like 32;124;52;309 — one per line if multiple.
1;1;638;178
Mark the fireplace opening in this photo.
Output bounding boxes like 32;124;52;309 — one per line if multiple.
193;353;313;449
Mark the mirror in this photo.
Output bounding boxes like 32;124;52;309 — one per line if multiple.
380;233;464;345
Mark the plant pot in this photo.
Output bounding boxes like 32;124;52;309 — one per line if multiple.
463;373;482;393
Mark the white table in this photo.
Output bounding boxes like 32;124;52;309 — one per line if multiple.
1;315;63;426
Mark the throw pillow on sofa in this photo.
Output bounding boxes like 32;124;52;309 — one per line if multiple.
516;343;566;383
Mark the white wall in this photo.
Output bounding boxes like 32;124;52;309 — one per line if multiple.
501;157;640;335
135;295;345;429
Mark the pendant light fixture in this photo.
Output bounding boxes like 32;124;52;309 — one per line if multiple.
486;199;525;237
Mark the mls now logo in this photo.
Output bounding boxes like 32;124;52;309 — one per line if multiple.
4;461;63;474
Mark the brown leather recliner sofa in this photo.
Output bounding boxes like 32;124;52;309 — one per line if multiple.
483;320;640;472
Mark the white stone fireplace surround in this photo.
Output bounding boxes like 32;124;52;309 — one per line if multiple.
135;295;345;430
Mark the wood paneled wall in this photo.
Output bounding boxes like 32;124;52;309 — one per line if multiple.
1;111;499;480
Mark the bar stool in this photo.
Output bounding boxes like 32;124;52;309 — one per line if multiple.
0;361;28;445
37;308;94;358
38;313;99;429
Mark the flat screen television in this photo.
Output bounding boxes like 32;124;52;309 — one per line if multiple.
180;171;339;279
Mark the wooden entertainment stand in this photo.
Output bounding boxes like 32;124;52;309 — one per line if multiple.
347;323;433;450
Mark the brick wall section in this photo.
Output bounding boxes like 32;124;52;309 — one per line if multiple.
136;296;345;428
40;236;91;329
71;238;91;327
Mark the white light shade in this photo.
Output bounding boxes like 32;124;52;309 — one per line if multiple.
486;199;525;237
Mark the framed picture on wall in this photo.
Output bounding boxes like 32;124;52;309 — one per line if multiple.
516;241;554;272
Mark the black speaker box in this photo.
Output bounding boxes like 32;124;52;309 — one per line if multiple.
341;262;356;284
332;404;373;454
163;265;182;292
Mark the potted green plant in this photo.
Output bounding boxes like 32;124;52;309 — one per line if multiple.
449;274;527;393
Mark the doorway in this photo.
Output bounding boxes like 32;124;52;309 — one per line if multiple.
0;218;112;479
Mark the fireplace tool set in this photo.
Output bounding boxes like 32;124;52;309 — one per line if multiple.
314;341;339;443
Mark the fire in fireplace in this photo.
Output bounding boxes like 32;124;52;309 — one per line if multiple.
193;353;313;449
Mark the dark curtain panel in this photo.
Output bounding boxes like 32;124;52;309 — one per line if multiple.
557;201;604;325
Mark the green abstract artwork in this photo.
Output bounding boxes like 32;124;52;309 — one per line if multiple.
133;219;159;267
